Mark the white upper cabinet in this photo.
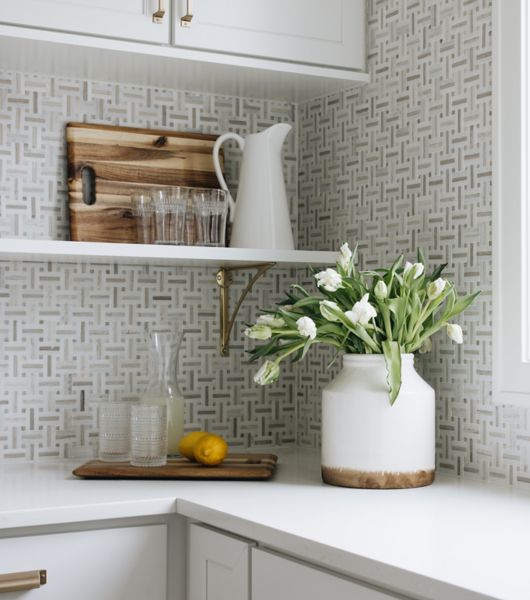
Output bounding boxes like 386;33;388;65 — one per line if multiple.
0;0;170;44
172;0;366;70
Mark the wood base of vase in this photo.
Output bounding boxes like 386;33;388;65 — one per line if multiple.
321;466;435;489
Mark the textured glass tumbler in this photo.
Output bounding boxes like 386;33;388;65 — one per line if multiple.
193;189;227;246
132;191;154;244
98;402;131;462
130;404;168;467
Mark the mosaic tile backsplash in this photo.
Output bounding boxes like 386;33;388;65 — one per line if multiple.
2;0;529;490
297;0;530;488
0;73;298;460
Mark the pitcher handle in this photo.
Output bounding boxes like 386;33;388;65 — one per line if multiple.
213;132;245;223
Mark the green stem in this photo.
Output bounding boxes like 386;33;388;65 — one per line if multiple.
408;320;447;352
276;341;306;361
409;299;431;341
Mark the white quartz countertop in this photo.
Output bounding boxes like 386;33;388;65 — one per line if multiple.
0;448;528;600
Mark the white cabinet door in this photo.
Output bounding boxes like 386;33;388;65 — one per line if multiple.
0;1;169;44
172;0;365;70
252;548;400;600
188;524;251;600
0;524;167;599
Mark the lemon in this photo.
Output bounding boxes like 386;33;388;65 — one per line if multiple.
178;431;208;460
193;434;228;466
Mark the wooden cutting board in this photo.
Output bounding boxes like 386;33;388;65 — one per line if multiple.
66;122;223;243
73;454;278;481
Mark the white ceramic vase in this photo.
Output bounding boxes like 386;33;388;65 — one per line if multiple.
321;354;435;489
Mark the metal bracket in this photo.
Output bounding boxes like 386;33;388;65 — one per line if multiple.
216;262;275;356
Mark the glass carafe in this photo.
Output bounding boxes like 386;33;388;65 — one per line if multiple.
143;329;185;455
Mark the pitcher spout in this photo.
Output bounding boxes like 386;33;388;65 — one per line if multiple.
265;122;292;151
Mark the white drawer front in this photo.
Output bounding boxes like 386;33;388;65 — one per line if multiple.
252;548;400;600
0;525;167;600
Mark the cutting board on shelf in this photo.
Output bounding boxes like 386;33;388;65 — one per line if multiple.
73;453;278;481
66;122;223;243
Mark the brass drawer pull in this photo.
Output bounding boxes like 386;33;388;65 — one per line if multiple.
0;570;47;593
152;0;165;23
181;0;194;27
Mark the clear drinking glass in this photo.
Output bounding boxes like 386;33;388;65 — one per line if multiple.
153;188;188;245
169;187;187;245
193;189;228;247
153;189;172;244
184;193;196;246
98;401;131;462
130;404;168;467
132;190;154;244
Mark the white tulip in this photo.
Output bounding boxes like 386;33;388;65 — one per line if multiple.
374;280;388;300
337;242;352;271
427;278;446;300
412;263;424;279
244;324;272;340
345;293;377;326
418;337;433;354
319;300;341;322
297;316;317;340
257;314;285;328
446;323;463;344
315;268;343;292
404;261;424;280
254;360;280;385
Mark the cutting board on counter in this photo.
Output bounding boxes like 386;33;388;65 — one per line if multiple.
66;122;223;243
73;454;278;481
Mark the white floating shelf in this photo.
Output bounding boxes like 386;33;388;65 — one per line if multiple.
0;25;369;103
0;239;336;269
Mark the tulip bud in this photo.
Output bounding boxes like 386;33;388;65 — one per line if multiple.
244;324;272;340
296;316;317;340
315;268;343;292
337;242;352;271
427;278;446;300
345;294;377;326
254;360;280;385
446;323;463;344
404;261;424;280
319;300;341;322
374;280;388;300
412;263;424;279
257;314;286;328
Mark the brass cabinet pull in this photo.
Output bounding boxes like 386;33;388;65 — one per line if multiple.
180;0;194;27
152;0;165;23
0;570;47;593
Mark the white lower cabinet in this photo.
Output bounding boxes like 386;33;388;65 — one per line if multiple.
187;524;404;600
187;524;252;600
252;548;398;600
0;524;167;599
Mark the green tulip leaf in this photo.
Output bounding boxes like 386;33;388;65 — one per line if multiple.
382;340;402;405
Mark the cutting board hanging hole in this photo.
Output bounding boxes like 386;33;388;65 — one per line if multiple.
81;165;96;205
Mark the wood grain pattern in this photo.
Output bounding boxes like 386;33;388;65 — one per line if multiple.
321;466;435;489
67;122;223;243
73;453;278;481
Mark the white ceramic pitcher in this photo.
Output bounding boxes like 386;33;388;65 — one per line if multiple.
212;123;294;250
